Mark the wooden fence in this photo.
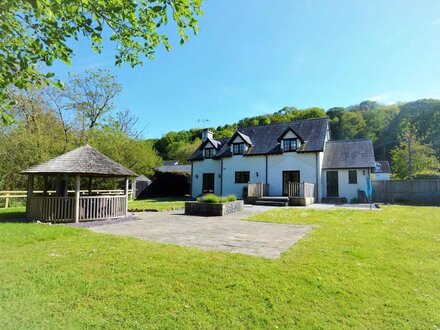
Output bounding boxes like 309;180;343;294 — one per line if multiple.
372;179;440;205
288;182;315;198
247;183;269;197
28;196;75;222
0;189;133;208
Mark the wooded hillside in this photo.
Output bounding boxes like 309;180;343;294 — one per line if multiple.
154;100;440;179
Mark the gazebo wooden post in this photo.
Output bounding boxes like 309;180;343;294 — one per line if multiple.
74;175;81;223
26;175;34;220
124;176;129;216
87;177;93;195
43;175;48;195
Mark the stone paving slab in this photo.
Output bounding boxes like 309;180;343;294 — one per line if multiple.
90;206;312;259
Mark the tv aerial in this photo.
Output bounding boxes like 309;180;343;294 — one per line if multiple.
198;118;209;128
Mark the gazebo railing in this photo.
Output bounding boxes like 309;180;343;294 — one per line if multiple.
79;195;126;221
28;196;75;222
27;195;127;222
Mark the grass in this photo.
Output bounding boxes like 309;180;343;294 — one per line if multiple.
0;205;439;328
0;207;25;222
128;197;190;212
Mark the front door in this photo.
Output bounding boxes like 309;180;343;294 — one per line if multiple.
202;173;215;194
282;171;300;196
326;171;339;197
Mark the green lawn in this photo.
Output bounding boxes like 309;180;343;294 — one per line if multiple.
0;205;439;329
128;197;189;212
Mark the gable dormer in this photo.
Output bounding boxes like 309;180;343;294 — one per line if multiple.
199;138;221;159
278;127;303;152
227;131;252;155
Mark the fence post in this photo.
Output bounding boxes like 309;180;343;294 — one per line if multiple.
4;193;9;209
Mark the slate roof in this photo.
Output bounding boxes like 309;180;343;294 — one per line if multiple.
21;145;137;177
156;164;191;174
163;160;179;166
322;140;376;169
374;160;391;173
188;118;329;161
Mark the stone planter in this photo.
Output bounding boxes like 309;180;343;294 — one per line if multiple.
185;200;244;216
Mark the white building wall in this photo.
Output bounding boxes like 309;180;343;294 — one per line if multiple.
372;173;390;181
222;155;266;198
267;152;318;196
191;159;222;196
322;169;369;201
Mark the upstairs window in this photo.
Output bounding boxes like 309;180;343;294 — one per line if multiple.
283;138;298;152
204;148;215;158
233;143;245;155
348;170;358;184
235;171;250;183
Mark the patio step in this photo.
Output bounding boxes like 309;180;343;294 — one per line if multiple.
321;197;345;204
254;196;289;207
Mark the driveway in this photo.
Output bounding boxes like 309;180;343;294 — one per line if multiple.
90;205;312;259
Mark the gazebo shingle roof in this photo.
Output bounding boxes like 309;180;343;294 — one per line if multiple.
21;145;136;177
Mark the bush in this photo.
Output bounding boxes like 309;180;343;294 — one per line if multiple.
198;194;221;203
197;194;237;203
412;170;440;180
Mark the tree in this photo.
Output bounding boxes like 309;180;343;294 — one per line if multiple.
66;69;122;143
390;140;440;179
0;0;203;124
341;111;366;139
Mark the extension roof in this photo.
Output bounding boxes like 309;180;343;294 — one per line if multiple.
322;140;376;169
374;160;391;173
156;164;191;174
20;145;136;177
188;118;329;161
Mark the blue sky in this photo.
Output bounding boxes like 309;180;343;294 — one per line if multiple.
50;0;440;138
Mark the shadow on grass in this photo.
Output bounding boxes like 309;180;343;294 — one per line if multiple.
0;210;28;223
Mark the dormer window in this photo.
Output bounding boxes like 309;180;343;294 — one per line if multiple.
204;148;215;158
233;143;244;155
283;138;298;152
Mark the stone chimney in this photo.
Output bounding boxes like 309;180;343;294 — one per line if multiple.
201;129;213;141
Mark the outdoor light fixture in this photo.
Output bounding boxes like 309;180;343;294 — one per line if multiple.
218;174;221;178
256;172;259;177
195;174;198;179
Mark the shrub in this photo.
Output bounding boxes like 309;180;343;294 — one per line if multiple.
226;194;237;202
198;194;221;203
412;170;440;180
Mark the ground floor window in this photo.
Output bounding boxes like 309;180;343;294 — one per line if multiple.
235;171;250;183
348;170;358;184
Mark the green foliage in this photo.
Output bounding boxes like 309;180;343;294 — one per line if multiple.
390;140;440;179
225;194;237;202
196;194;237;203
88;127;161;177
0;0;203;123
412;170;440;179
340;111;366;139
198;193;221;203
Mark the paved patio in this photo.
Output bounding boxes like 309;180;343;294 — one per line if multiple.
90;205;312;259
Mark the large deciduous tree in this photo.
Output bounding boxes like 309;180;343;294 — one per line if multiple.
0;0;203;124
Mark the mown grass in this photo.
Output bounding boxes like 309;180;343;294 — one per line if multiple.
0;205;439;329
128;197;189;212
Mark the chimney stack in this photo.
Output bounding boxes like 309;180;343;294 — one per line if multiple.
201;129;213;141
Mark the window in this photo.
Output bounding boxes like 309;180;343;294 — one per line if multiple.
283;138;298;152
235;171;250;183
204;148;215;158
348;170;357;184
233;143;244;155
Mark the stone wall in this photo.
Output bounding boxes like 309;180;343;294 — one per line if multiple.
185;200;244;216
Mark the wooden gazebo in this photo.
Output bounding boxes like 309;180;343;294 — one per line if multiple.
20;145;136;223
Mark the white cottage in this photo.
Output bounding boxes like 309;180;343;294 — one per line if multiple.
188;118;376;205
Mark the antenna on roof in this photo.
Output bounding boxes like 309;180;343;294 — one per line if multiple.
198;118;209;128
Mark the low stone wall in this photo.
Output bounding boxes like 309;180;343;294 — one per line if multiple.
185;200;244;216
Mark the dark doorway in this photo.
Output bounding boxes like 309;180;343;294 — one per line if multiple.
326;171;339;197
282;171;300;196
202;173;215;194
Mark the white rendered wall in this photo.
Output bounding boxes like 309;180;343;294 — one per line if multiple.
322;169;369;201
191;159;222;196
267;152;318;196
221;155;266;198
